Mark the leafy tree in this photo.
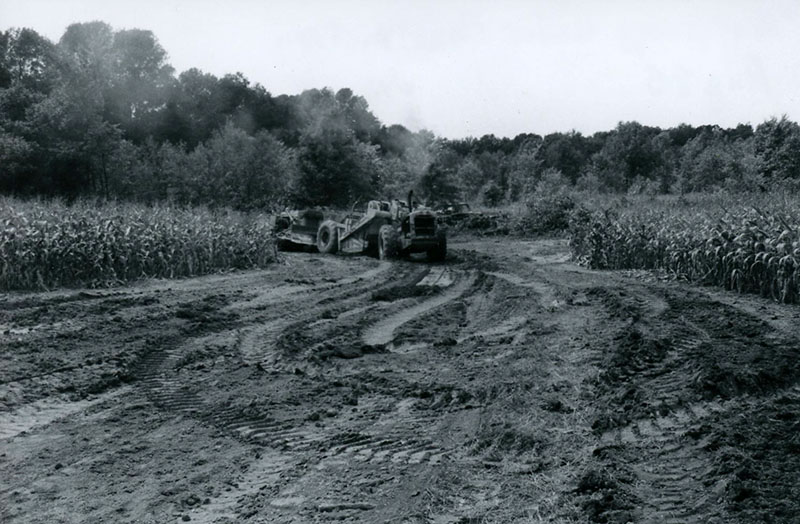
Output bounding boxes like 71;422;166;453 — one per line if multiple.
159;68;222;146
382;129;437;199
335;87;380;142
4;20;800;206
506;136;541;201
106;29;174;140
59;21;115;87
0;28;62;92
590;122;664;192
537;131;593;184
419;147;463;205
0;130;34;192
376;124;414;157
754;116;800;180
456;158;484;200
25;84;122;196
191;123;296;209
293;127;383;207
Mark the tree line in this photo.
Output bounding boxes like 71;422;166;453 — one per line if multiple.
2;22;800;210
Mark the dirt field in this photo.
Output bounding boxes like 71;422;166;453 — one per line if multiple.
2;238;799;523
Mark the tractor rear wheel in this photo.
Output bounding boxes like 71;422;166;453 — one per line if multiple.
317;220;339;254
378;225;399;260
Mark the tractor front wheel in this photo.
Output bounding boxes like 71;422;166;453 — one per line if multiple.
427;230;447;262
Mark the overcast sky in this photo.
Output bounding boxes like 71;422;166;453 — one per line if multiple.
3;0;800;138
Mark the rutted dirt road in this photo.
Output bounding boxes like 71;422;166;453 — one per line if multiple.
1;238;798;523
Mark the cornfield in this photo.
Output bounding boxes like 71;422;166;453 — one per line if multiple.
569;193;800;304
0;197;277;291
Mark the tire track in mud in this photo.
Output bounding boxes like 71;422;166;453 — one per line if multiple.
134;340;333;458
227;262;393;315
599;400;730;524
133;263;447;457
129;268;473;523
321;270;541;472
614;392;732;524
579;275;800;523
199;267;484;506
0;387;131;440
322;271;555;473
361;270;476;348
485;271;556;306
594;298;726;523
135;355;325;524
236;263;402;366
143;253;726;523
187;449;295;524
319;398;451;467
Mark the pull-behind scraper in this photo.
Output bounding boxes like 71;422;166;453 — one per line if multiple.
275;192;446;261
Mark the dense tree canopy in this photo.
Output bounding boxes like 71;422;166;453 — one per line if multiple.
1;22;799;209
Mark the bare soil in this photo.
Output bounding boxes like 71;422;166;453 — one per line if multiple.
1;238;798;523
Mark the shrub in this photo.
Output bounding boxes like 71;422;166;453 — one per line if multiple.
514;194;579;235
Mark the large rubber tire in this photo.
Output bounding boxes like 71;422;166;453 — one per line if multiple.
378;225;399;260
427;230;447;262
317;220;339;254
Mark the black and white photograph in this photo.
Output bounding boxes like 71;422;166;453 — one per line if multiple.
1;1;799;522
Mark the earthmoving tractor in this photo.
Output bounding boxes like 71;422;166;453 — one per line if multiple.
316;191;447;261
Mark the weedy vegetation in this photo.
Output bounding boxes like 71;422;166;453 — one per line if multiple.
0;197;276;291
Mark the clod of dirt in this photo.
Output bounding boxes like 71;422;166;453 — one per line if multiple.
182;494;202;507
333;346;363;359
582;493;636;524
361;344;389;355
368;268;432;302
576;468;616;494
541;396;573;413
174;295;237;330
587;287;644;321
591;410;630;434
84;372;125;395
576;466;639;523
371;284;437;302
343;393;359;406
